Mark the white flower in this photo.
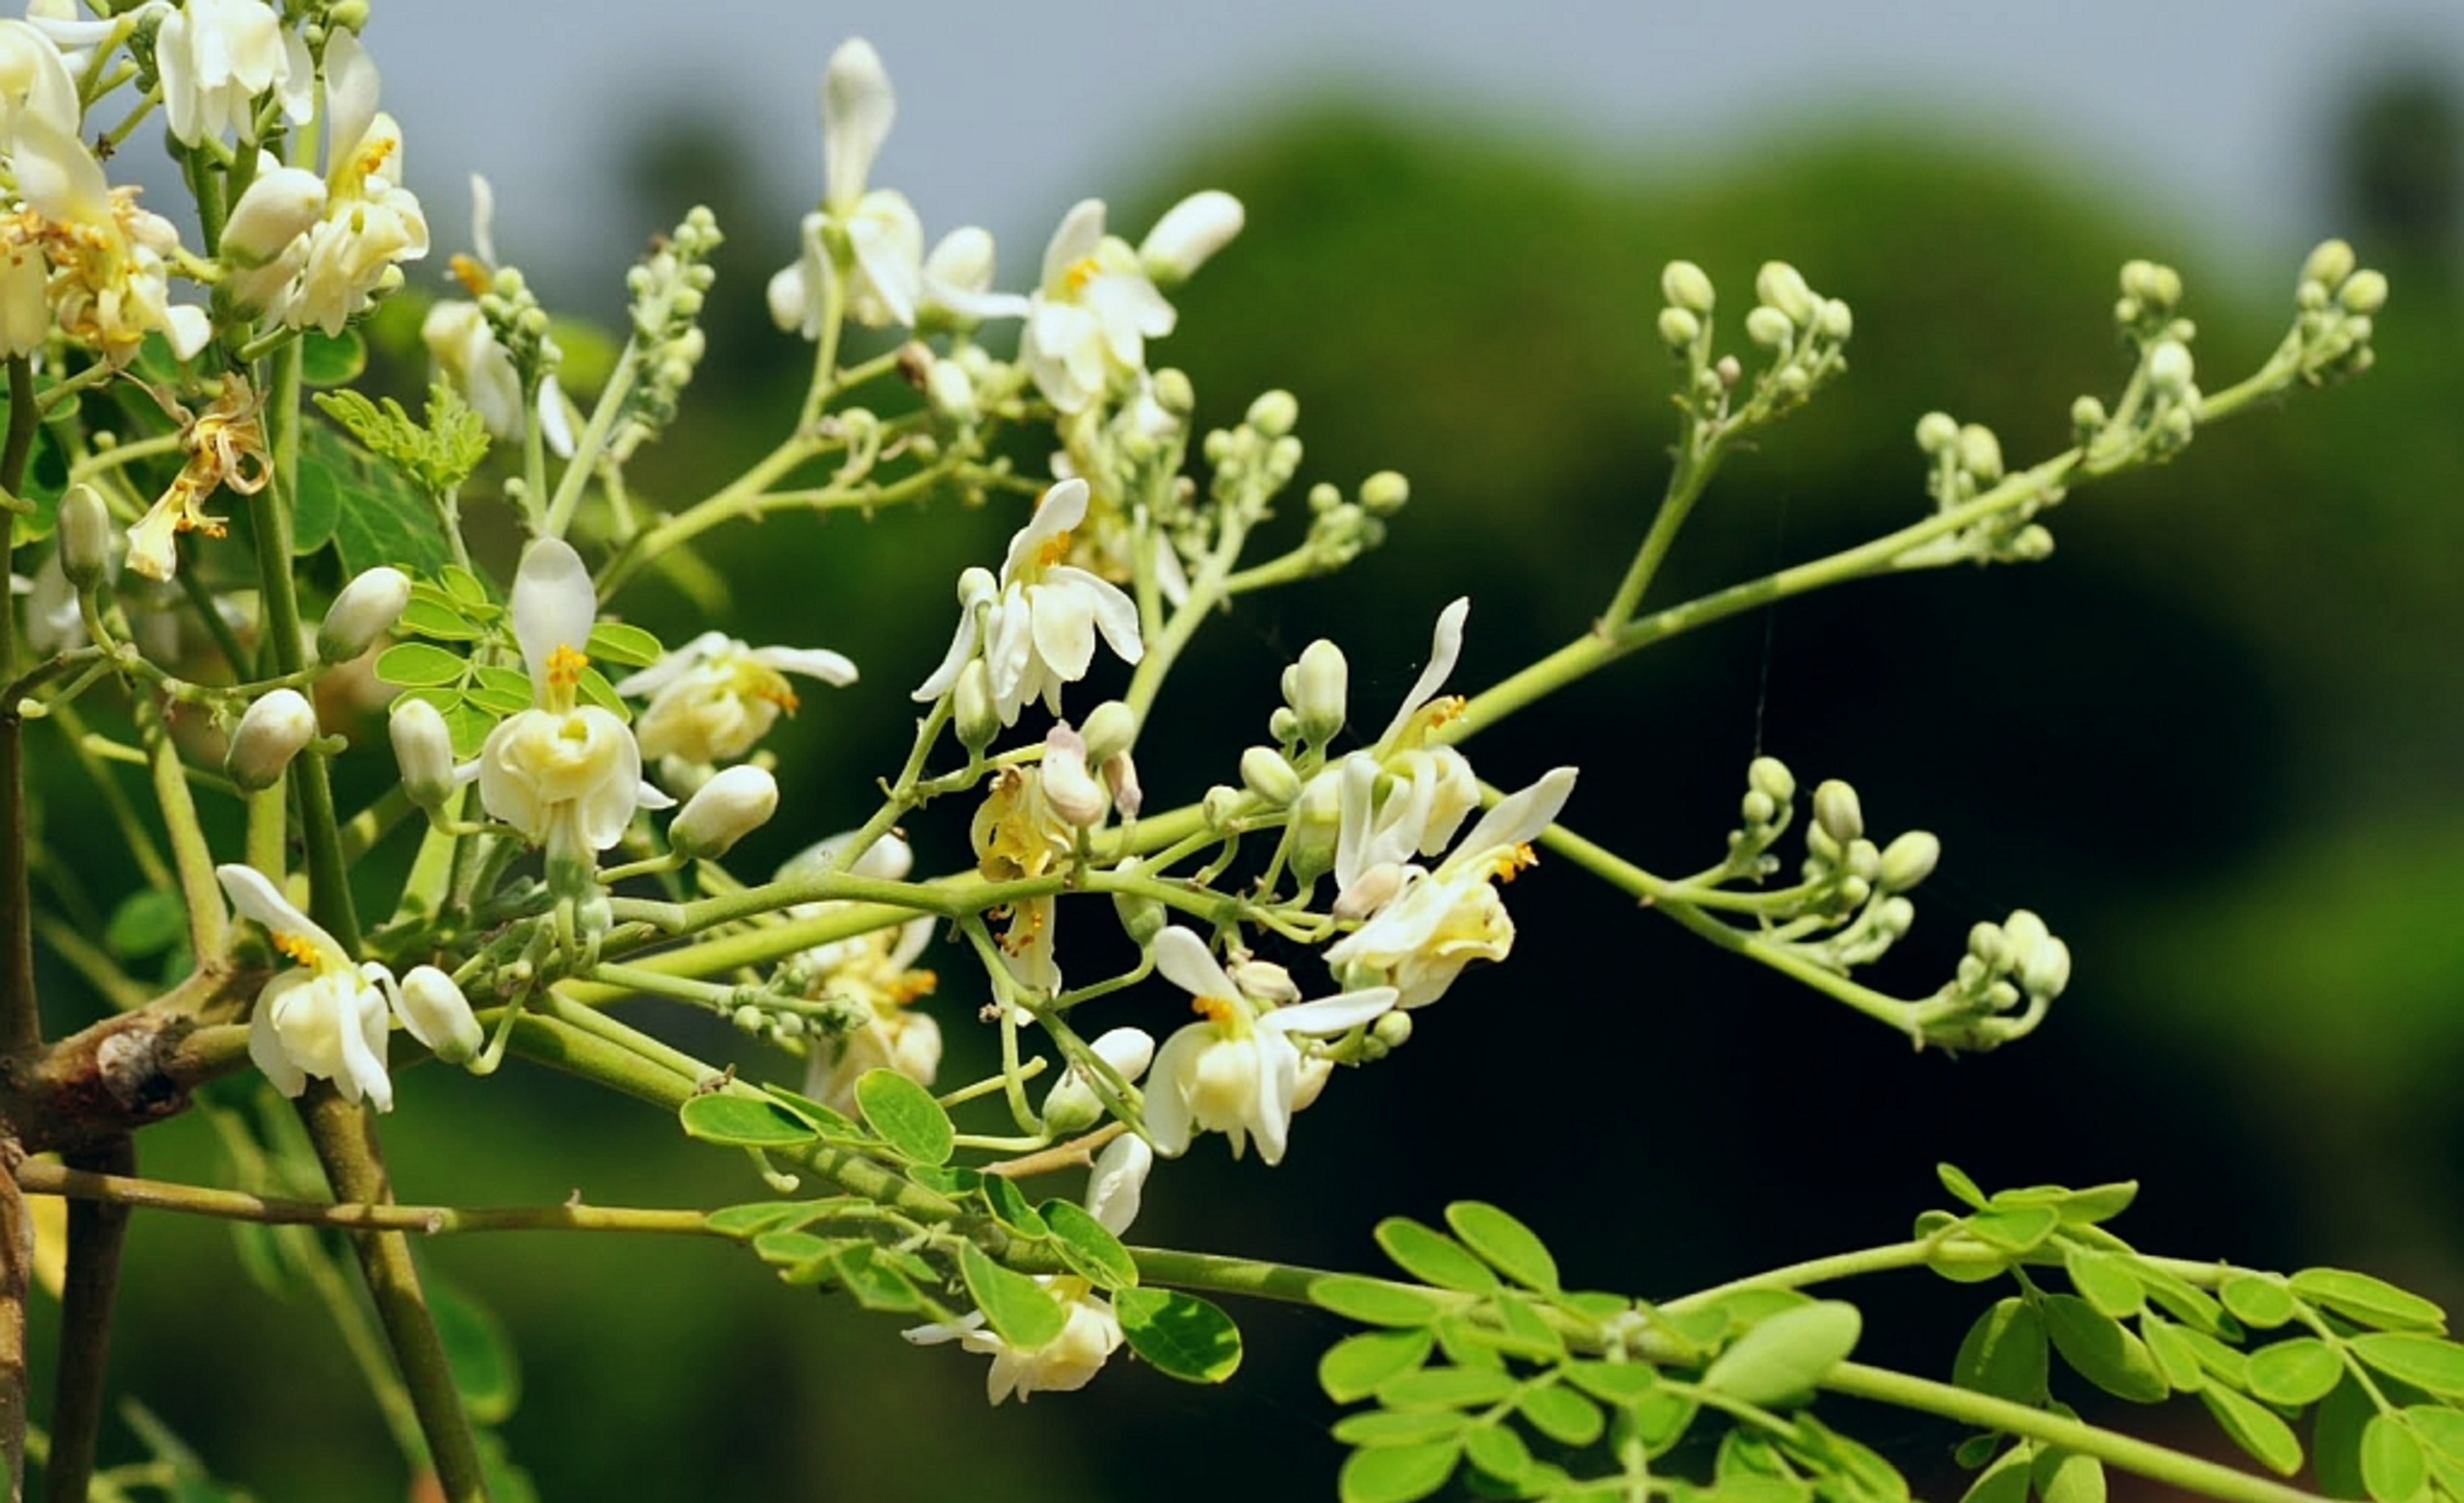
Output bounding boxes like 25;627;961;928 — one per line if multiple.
1324;767;1578;1008
970;765;1077;996
219;161;326;313
218;863;396;1109
784;831;943;1114
5;112;211;364
0;18;80;151
1139;190;1245;287
475;539;668;874
1143;927;1396;1164
155;0;312;147
266;31;427;336
905;1134;1152;1404
422;176;573;454
1018;199;1177;415
766;38;955;333
613;630;857;768
667;764;779;859
911;478;1142;725
1314;599;1485;914
917;225;1028;329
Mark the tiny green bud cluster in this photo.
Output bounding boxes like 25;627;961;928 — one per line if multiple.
611;207;725;463
2289;238;2385;384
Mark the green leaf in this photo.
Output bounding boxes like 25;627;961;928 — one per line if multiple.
1040;1199;1137;1291
1340;1439;1460;1503
1322;1328;1436;1404
2175;1322;2252;1389
1445;1202;1560;1292
976;1173;1047;1239
2140;1314;2207;1393
1959;1445;2033;1503
678;1093;822;1148
314;424;453;575
1431;1312;1505;1370
831;1245;924;1313
750;1230;833;1267
2199;1385;2305;1476
2221;1273;2299;1330
2138;1263;2234;1337
1963;1204;2061;1254
1313;1275;1450;1328
586;620;666;668
1374;1217;1499;1294
430;1278;522;1425
2316;1375;2377;1499
959;1241;1064;1349
1115;1286;1242;1383
853;1069;953;1166
576;664;629;721
442;564;495;607
1938;1162;1989;1209
1955;1298;2049;1405
1333;1409;1468;1447
2406;1406;2464;1462
300;328;368;386
1702;1300;1861;1407
105;888;187;959
375;641;469;689
398;593;483;641
704;1202;815;1238
1377;1365;1520;1410
2064;1246;2144;1320
2246;1337;2346;1408
2362;1414;2427;1503
2350;1334;2464;1397
1519;1383;1606;1446
1463;1422;1534;1487
2033;1448;2106;1503
1563;1360;1657;1406
293;451;341;554
1625;1388;1699;1456
2050;1183;2139;1228
2293;1269;2449;1335
2043;1294;2169;1403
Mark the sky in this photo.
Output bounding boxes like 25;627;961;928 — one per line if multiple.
361;1;2464;300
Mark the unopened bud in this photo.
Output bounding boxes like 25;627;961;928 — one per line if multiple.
1877;896;1915;938
390;697;458;808
669;765;779;859
2301;239;2356;291
954;658;998;754
316;566;411;663
924;358;977;425
1755;261;1818;324
221;165;325;267
1844;838;1881;884
1041;726;1108;828
1740;790;1776;826
1268;706;1300;744
1660;260;1715;314
1748;755;1796;806
1246;389;1298;438
1876;830;1941;892
1914;411;1960;454
1042;1025;1158;1133
1202;783;1245;830
1372;1010;1414;1049
1080;701;1137;765
2021;936;2072;999
1815;298;1854;341
2001;908;2050;967
1112;870;1166;948
58;483;111;591
1812;779;1863;845
1745;305;1794;349
2120;259;2180;310
397;965;483;1064
2145;340;2194;399
1968;921;2008;970
1140;190;1245;286
227;689;317;791
1287;775;1341;882
2069;395;2108;440
1288;638;1348;743
1656;306;1701;349
1240;745;1301;806
2338;269;2388;316
1957;424;2003;481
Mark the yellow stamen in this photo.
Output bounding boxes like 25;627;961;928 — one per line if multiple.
449;253;490;295
1063;254;1102;293
1035;529;1075;571
1193;996;1239;1025
1427;695;1468;727
547;643;590;694
273;931;321;966
886;971;938;1006
1488;843;1538;883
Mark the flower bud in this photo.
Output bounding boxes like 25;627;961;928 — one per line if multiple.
954;658;998;755
1359;471;1410;516
1288;639;1348;744
1656;306;1701;349
1748;755;1796;806
1844;838;1881;884
1957;423;2004;481
226;689;317;791
1755;261;1818;324
1287;775;1342;883
1112;879;1166;948
1372;1010;1414;1050
57;483;111;591
2069;395;2108;441
2144;340;2194;400
924;358;977;425
1740;790;1775;826
2001;908;2050;967
1042;725;1108;828
2021;936;2072;1000
1240;745;1302;806
1246;389;1298;438
396;965;483;1064
1744;305;1793;349
390;697;458;809
2301;239;2356;290
1812;779;1863;845
1202;783;1245;830
1914;411;1960;454
1660;259;1715;315
2119;259;2180;310
315;566;411;663
1140;189;1244;286
2338;269;2388;316
669;765;779;859
1815;298;1854;341
1876;830;1941;893
1268;706;1300;744
1080;701;1138;766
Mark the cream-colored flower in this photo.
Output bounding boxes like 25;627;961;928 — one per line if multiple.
155;0;312;147
971;765;1076;996
5;112;210;366
1144;927;1396;1164
218;864;395;1109
767;38;956;333
264;31;427;335
912;478;1142;726
615;630;857;768
1018;199;1178;415
1324;767;1578;1008
421;175;572;453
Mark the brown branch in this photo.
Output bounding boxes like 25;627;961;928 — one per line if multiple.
43;1137;134;1503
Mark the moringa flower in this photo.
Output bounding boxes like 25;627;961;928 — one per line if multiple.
5;112;210;366
263;31;427;336
911;478;1142;726
615;630;857;768
1143;927;1396;1164
154;0;312;147
784;831;942;1114
1017;199;1177;415
124;375;272;582
218;864;395;1108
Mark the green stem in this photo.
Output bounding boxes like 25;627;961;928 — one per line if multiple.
593;433;826;599
41;1138;135;1503
294;1085;488;1503
1821;1363;2324;1503
2;354;38;1057
1598;415;1724;631
13;1159;714;1236
136;696;229;961
540;343;639;541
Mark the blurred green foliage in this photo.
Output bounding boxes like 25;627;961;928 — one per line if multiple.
31;78;2464;1502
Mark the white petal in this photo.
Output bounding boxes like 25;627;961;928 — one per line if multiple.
1261;986;1398;1038
755;646;860;685
468;173;499;267
1025;581;1098;685
1380;597;1470;748
321;29;380;175
1048;567;1142;666
1151;927;1237;1003
1089;1026;1156;1084
610;630;730;697
508;537;597;688
215;863;346;968
1142;1025;1207;1157
1250;1032;1297;1166
1140;190;1245;284
1085;1134;1152;1236
247;984;308;1096
821;38;894;211
1004;479;1090;581
847;191;923;326
1443;767;1579;877
1040;198;1106;293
